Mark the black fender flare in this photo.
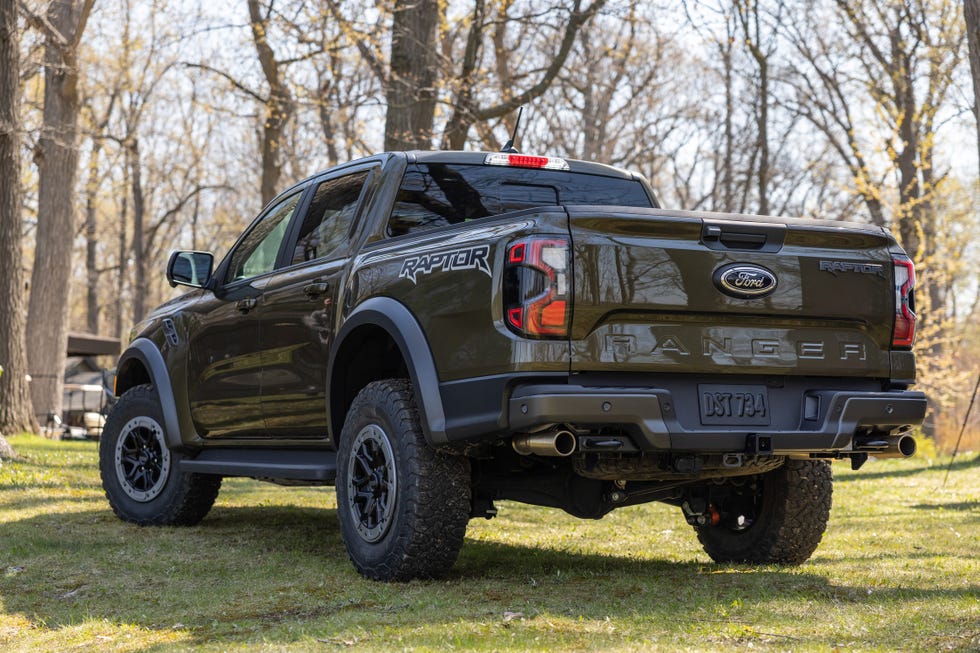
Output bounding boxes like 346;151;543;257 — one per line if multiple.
116;338;184;449
329;297;447;445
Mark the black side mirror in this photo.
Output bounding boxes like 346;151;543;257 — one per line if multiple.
167;251;214;288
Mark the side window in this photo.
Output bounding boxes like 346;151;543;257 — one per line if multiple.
226;193;301;283
290;170;371;265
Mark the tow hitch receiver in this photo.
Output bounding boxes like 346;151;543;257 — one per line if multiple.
746;434;773;455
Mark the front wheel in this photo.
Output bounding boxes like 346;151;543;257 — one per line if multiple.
336;379;471;581
99;384;221;526
695;459;832;565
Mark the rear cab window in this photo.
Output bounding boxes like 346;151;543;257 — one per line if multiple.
387;162;654;237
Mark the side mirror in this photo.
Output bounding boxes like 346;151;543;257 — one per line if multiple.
167;250;214;288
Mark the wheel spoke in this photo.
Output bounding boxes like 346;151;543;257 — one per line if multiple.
353;451;373;476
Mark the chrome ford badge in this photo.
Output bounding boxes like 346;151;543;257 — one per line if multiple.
713;263;777;299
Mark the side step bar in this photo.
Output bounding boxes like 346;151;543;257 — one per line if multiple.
179;449;337;482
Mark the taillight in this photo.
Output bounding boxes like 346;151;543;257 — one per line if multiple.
892;257;916;348
484;153;570;170
504;238;570;338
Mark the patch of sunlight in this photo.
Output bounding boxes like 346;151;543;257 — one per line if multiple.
1;617;191;653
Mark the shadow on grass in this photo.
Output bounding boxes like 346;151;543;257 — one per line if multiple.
910;500;979;515
1;501;978;650
834;453;980;483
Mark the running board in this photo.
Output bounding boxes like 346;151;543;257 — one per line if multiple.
179;449;337;482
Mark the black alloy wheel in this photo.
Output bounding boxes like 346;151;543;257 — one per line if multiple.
346;424;398;543
114;415;172;502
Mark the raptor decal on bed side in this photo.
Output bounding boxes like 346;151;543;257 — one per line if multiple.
398;245;492;284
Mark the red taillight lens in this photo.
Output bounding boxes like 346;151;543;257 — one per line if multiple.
892;258;916;348
504;238;570;338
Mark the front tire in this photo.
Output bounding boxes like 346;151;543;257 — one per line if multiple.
336;380;471;581
695;459;832;564
99;384;221;526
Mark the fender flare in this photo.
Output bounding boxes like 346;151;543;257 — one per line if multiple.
116;338;184;449
329;297;448;445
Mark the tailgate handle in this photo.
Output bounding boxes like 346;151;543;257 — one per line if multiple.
702;221;785;253
720;232;767;249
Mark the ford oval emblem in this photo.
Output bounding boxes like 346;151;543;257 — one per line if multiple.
713;263;777;299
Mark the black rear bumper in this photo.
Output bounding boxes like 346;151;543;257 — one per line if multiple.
506;383;927;454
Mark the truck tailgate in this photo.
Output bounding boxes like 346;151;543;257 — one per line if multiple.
568;206;896;378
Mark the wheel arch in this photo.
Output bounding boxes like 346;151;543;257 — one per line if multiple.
328;297;447;446
115;338;183;449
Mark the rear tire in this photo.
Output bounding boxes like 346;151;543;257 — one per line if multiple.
99;384;221;526
336;379;471;581
695;459;832;564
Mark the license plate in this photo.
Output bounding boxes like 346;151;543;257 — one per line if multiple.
698;384;770;426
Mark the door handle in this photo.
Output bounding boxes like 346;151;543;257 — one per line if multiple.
236;297;257;313
303;281;329;298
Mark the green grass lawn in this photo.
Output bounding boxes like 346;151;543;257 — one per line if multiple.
0;434;977;652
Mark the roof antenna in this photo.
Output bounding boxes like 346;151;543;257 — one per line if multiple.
500;106;524;153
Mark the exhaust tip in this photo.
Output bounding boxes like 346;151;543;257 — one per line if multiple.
898;434;916;457
553;430;576;457
512;429;578;457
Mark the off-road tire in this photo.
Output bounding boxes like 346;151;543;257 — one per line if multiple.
99;384;221;526
695;459;832;564
336;379;471;581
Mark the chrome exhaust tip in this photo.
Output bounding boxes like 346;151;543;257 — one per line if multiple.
512;429;577;457
854;434;917;458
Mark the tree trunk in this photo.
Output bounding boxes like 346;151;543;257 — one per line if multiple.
0;0;37;445
248;0;294;206
737;0;770;216
755;57;770;216
442;0;485;151
964;0;980;173
895;50;922;261
26;0;93;427
720;26;735;213
317;73;340;168
128;138;146;323
115;164;129;339
384;0;441;151
84;139;101;334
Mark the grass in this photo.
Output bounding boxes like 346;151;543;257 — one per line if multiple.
0;434;977;652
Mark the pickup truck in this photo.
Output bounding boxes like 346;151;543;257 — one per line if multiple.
99;150;927;581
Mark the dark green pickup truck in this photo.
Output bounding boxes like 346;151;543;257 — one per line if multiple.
100;151;926;581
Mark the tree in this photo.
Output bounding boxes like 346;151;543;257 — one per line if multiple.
247;0;295;205
733;0;780;216
80;85;117;334
384;0;441;150
440;0;609;150
785;0;962;320
24;0;94;426
964;0;980;171
0;0;38;449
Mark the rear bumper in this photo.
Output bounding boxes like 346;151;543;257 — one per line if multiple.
507;384;927;454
